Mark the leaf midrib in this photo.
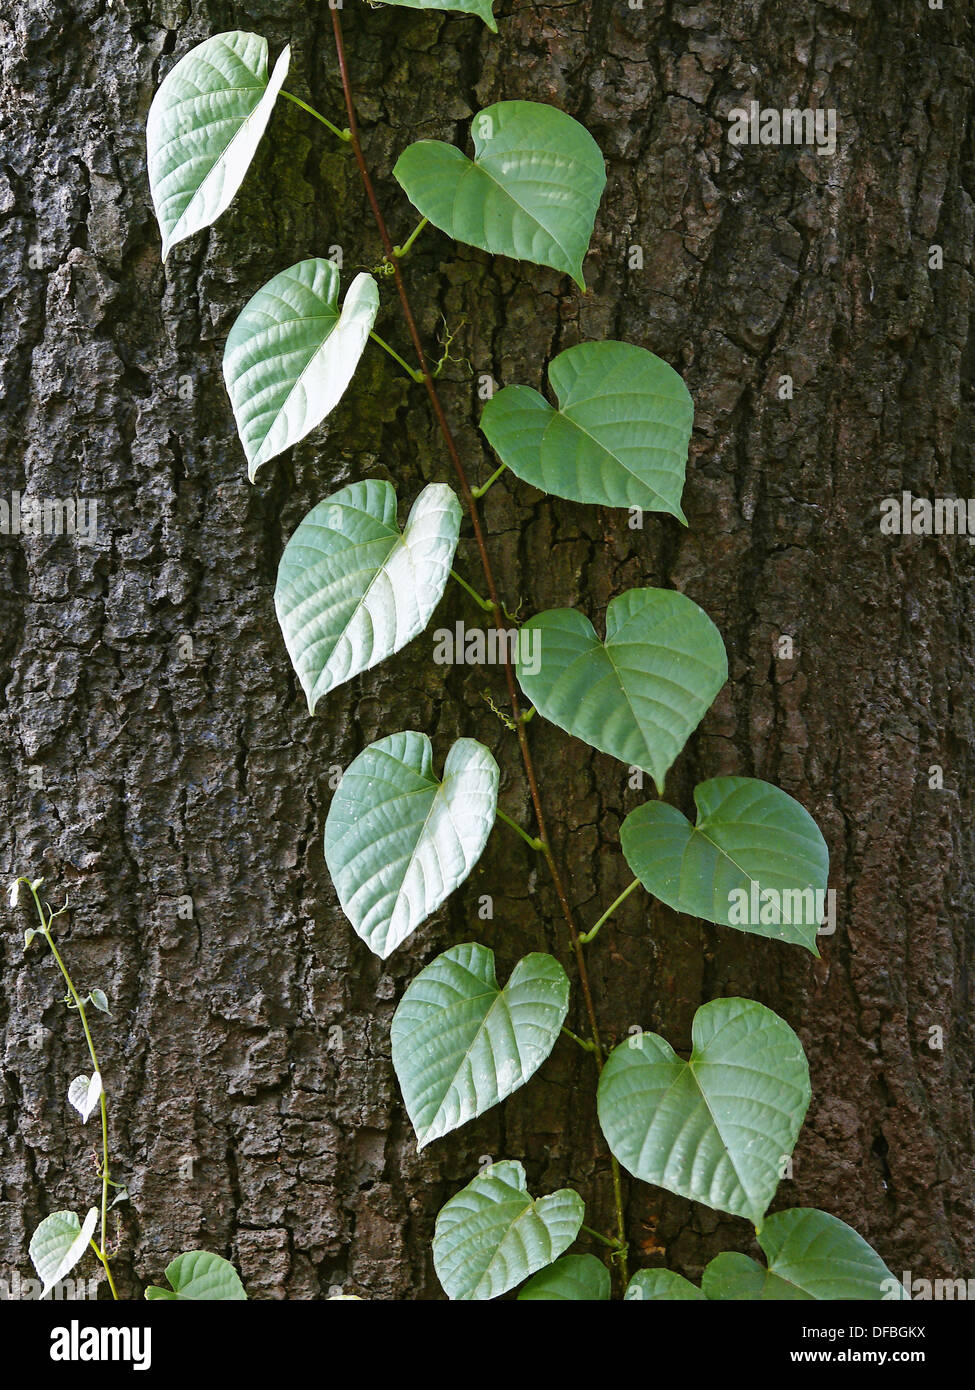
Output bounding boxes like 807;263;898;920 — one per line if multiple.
687;818;819;943
471;1195;556;1299
460;156;577;269
631;1041;769;1219
308;521;403;702
685;1057;758;1213
168;53;274;244
420;979;521;1142
540;407;674;510
247;302;344;465
378;751;482;949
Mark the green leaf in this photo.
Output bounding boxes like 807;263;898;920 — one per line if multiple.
224;260;379;480
391;943;569;1147
625;1269;707;1301
516;588;727;794
620;778;829;955
378;0;498;30
518;1253;610;1301
275;480;461;713
480;342;692;520
703;1209;898;1301
88;987;111;1014
145;1251;247;1300
433;1160;584;1300
394;101;605;288
23;928;36;949
703;1252;804;1300
597;998;810;1224
147;32;289;259
324;733;499;959
67;1071;102;1124
29;1208;98;1298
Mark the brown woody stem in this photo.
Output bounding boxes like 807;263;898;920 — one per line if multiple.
328;8;628;1287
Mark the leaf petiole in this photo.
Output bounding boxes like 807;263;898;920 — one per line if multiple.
393;216;429;259
579;877;642;944
581;1223;626;1251
562;1026;597;1054
449;568;494;612
471;463;507;499
496;807;545;852
280;90;350;142
369;331;424;382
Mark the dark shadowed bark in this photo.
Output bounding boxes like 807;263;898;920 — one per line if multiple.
0;0;972;1299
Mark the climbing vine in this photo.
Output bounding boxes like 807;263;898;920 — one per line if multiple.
10;3;906;1302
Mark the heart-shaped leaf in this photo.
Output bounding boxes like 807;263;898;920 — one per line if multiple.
597;998;810;1224
88;988;111;1015
516;588;727;793
624;1210;896;1301
433;1160;584;1300
392;943;569;1147
145;1251;247;1301
324;733;499;959
68;1071;103;1124
394;102;606;288
625;1269;707;1301
518;1253;610;1300
275;480;461;713
147;32;289;259
29;1208;98;1298
378;0;498;29
620;778;829;955
703;1209;898;1301
480;342;692;519
224;260;379;480
704;1252;806;1300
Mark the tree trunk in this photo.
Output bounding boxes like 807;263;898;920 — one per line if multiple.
1;0;972;1299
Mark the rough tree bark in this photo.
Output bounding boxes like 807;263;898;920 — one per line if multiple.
0;0;972;1299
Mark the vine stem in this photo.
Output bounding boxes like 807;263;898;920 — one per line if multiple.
328;9;628;1285
22;879;118;1300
